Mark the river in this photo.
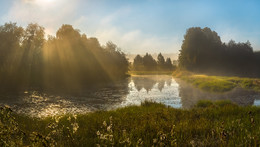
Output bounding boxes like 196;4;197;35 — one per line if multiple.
0;75;259;117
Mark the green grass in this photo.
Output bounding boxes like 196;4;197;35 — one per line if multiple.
173;70;260;93
1;101;260;146
129;70;173;75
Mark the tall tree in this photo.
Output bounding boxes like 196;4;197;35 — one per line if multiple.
157;53;165;70
165;58;173;70
143;53;157;71
133;54;143;70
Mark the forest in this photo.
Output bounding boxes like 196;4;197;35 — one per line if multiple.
178;27;260;77
132;53;176;71
0;23;129;91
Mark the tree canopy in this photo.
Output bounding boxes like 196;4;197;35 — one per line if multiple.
178;27;260;77
133;53;175;71
0;23;129;91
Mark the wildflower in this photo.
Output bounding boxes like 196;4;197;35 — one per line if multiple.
153;139;158;144
137;138;143;145
109;135;113;142
67;116;71;121
109;116;113;124
73;114;77;120
72;123;79;133
96;130;101;136
54;116;62;123
103;121;107;127
190;140;195;147
107;125;112;133
122;129;127;137
160;133;166;141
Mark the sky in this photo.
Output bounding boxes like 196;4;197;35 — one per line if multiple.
0;0;260;54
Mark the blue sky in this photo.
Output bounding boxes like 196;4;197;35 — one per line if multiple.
0;0;260;54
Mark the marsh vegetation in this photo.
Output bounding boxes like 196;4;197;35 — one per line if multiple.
1;101;260;146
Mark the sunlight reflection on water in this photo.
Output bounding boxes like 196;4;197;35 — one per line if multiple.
0;75;259;117
119;76;181;108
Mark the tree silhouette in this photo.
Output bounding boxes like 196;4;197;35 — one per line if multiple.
179;27;259;77
0;23;129;91
157;53;165;70
133;53;175;71
133;54;143;70
143;53;157;71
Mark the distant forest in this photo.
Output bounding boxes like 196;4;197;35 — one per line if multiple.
132;53;176;71
179;27;260;77
0;22;128;91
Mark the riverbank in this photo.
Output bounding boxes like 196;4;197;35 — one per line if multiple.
129;70;173;75
1;101;259;146
173;70;260;93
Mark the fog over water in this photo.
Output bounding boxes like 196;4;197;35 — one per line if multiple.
0;75;259;117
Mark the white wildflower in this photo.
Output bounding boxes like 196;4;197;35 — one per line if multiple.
72;122;79;133
103;121;107;127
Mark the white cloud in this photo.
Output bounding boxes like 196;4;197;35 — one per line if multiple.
4;0;79;34
93;27;181;54
3;0;181;53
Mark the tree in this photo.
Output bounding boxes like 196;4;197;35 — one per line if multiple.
157;53;165;70
143;53;157;71
20;23;45;86
178;27;258;77
179;27;222;71
0;22;24;66
165;58;173;70
133;54;143;70
0;23;130;91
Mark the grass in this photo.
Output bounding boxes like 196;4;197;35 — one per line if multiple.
173;70;260;93
129;70;173;75
1;101;260;146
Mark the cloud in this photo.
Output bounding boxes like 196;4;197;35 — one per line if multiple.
93;27;181;54
3;0;181;53
4;0;79;34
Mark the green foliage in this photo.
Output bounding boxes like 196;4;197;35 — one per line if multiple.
178;27;260;77
132;53;175;71
196;100;234;108
0;106;26;146
1;101;260;146
173;70;260;93
181;75;237;93
196;100;214;108
0;23;129;91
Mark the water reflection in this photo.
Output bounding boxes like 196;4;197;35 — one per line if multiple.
120;75;182;108
132;75;173;92
0;79;130;117
0;75;259;117
175;79;260;108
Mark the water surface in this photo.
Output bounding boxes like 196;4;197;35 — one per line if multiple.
0;75;259;117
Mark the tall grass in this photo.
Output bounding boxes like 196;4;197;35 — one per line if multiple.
173;70;260;93
1;101;259;146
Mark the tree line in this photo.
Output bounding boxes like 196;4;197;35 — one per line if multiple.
0;22;129;91
179;27;260;77
132;53;176;71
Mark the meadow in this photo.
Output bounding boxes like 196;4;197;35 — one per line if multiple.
1;100;259;146
173;70;260;93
